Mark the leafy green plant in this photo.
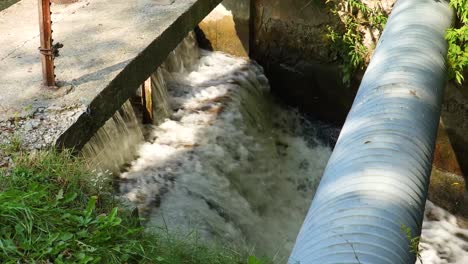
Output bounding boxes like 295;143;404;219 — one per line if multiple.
0;150;141;263
446;0;468;84
248;256;266;264
325;0;468;86
400;224;422;262
325;0;388;85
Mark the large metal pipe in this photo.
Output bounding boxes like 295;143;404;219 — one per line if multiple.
289;0;453;263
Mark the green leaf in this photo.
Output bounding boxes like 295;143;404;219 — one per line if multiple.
63;192;78;204
108;207;118;222
14;224;24;234
84;196;97;219
60;232;73;241
248;256;263;264
77;230;89;238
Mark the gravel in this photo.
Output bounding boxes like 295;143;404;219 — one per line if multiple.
0;104;86;168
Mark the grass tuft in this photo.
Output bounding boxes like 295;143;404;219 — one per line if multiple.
0;148;266;263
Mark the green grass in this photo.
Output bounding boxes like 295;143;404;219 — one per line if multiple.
400;224;422;262
0;148;266;264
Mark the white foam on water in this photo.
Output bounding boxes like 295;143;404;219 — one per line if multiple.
418;201;468;264
119;47;331;260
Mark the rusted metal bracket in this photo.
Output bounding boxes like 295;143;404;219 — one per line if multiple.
38;0;56;87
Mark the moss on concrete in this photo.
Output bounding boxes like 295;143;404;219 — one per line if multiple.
429;168;465;213
428;121;466;214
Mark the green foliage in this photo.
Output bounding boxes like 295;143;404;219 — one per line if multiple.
400;224;422;261
247;256;266;264
446;0;468;84
0;149;266;263
0;150;141;263
325;0;468;86
325;0;388;85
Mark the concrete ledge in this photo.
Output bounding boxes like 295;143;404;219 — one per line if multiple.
56;0;222;149
198;0;251;57
0;0;221;150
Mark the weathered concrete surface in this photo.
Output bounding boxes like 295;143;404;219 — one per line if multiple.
252;0;396;68
429;121;465;213
198;0;250;57
442;83;468;177
0;0;221;151
251;0;350;123
440;82;468;217
253;0;334;64
251;0;396;123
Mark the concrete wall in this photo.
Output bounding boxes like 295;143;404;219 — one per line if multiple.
440;83;468;216
442;83;468;177
430;121;466;213
198;0;251;57
197;0;363;123
249;0;398;123
251;0;355;123
252;0;335;64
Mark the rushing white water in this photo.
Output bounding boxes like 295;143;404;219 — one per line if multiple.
109;33;468;263
418;201;468;264
119;34;332;261
82;101;144;174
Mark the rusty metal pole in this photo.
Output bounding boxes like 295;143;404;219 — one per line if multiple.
38;0;55;87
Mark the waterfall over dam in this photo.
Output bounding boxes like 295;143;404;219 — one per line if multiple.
118;33;333;261
83;33;468;263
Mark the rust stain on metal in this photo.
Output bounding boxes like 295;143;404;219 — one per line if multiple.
38;0;56;87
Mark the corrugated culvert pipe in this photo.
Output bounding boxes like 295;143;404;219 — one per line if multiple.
288;0;453;263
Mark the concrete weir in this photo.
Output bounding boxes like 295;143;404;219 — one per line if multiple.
0;0;222;150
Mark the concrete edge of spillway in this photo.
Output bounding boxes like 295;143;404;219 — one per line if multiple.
288;0;454;263
55;0;224;150
0;0;222;151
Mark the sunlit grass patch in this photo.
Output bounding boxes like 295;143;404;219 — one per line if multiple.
0;148;267;263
